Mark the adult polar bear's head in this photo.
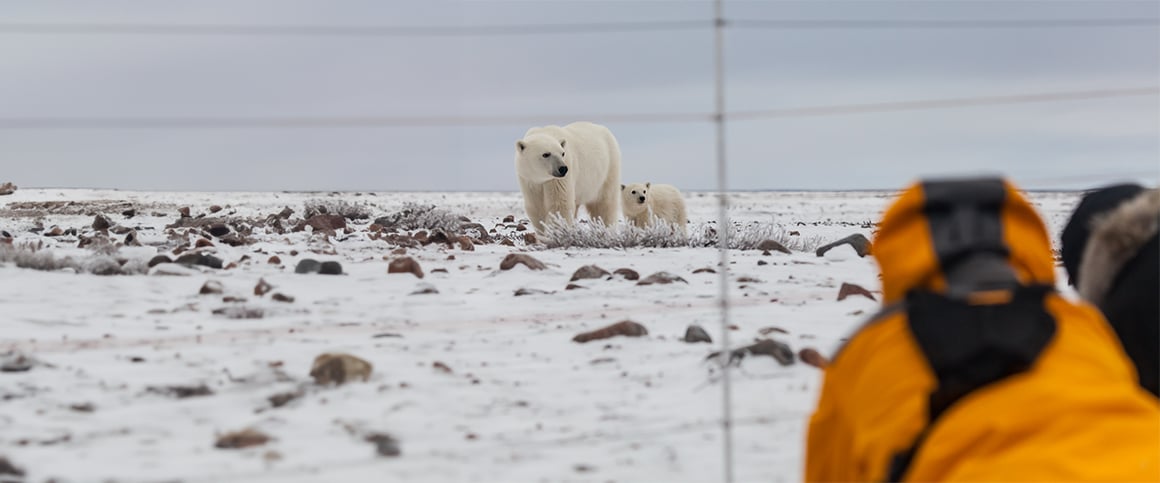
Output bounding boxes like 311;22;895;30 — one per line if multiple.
515;134;568;184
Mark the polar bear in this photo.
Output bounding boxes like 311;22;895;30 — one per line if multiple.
515;122;621;233
621;182;688;235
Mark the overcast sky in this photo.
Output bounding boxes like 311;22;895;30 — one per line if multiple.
1;0;1157;192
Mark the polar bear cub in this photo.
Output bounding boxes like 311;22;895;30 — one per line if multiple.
514;122;622;233
621;182;688;235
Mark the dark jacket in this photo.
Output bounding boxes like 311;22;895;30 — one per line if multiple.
1062;186;1160;397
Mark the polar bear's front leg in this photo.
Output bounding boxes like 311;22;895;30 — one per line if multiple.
540;180;575;231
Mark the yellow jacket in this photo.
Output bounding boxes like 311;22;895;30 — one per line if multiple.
805;178;1160;482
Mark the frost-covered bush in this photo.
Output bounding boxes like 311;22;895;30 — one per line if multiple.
304;199;374;221
539;214;824;251
374;202;465;233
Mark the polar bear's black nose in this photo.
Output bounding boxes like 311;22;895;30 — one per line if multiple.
554;166;568;177
638;196;646;203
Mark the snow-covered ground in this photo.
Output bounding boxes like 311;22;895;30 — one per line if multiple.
0;189;1080;483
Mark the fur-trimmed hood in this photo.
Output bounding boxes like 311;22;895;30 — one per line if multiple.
1078;188;1160;306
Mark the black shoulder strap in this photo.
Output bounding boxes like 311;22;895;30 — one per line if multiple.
885;285;1057;481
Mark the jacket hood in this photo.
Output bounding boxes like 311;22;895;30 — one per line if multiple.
1078;188;1160;306
873;178;1057;304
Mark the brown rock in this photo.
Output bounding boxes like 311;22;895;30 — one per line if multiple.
299;214;347;233
570;265;610;281
45;226;64;237
758;326;789;335
271;293;295;303
388;257;424;278
503;215;515;223
268;256;282;265
310;353;373;385
837;282;876;302
683;325;712;343
799;348;829;368
0;456;24;478
565;283;586;290
178;207;191;218
0;182;16;196
514;287;553;296
756;239;791;254
637;272;688;286
573;320;648;343
693;267;716;274
92;215;112;231
500;238;515;247
146;384;213;398
413;231;429;244
124;230;142;247
516;223;528;232
207;223;230;237
390;248;407;255
209;205;223;213
211;306;265;319
457;236;475;251
522;233;537;245
708;339;795;366
199;280;224;295
432;361;453;374
410;283;439;295
254;278;273;296
816;234;872;258
215;428;271;449
613;268;640;281
500;253;547;271
268;391;302;408
195;238;215;248
366;433;402;457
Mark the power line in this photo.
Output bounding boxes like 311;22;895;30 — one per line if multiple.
0;18;1154;38
729;18;1160;30
0;87;1154;130
0;20;711;37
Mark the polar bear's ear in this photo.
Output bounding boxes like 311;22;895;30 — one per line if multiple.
559;139;566;149
646;182;651;188
516;141;526;152
620;184;625;191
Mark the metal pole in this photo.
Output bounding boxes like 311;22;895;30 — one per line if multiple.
712;0;735;482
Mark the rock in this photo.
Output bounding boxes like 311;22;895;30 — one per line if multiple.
693;267;716;274
268;256;282;265
799;348;829;368
637;272;688;286
148;255;173;267
268;391;302;408
737;276;763;283
0;352;35;373
294;259;321;274
199;280;224;295
123;230;142;246
390;248;406;256
516;223;528;232
212;306;265;319
683;325;713;343
432;361;453;374
500;253;547;271
500;238;515;247
612;268;640;281
816;234;872;258
146;384;213;398
514;288;553;296
69;402;96;413
276;207;294;219
254;278;273;296
758;326;789;335
0;456;24;478
310;353;373;385
178;207;191;218
837;282;876;302
411;283;439;295
503;215;515;223
789;231;800;236
0;182;16;196
757;260;768;266
271;293;295;303
708;339;795;366
298;214;347;233
573;320;648;343
522;233;537;245
565;283;586;290
92;214;112;231
120;208;137;218
207;223;230;237
570;265;610;281
215;428;271;449
175;253;224;269
457;236;475;251
388;257;424;278
365;433;401;457
209;205;223;213
195;238;215;248
45;226;64;237
222;296;246;303
319;261;343;275
756;239;791;254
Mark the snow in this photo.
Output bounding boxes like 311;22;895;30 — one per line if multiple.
0;189;1080;482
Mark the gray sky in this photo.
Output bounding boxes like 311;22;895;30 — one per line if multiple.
1;0;1157;192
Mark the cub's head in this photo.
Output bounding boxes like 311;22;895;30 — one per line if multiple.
515;135;568;183
621;182;651;215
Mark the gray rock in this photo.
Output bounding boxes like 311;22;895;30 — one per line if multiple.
295;258;322;274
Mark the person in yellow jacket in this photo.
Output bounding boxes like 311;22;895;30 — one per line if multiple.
805;177;1160;482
